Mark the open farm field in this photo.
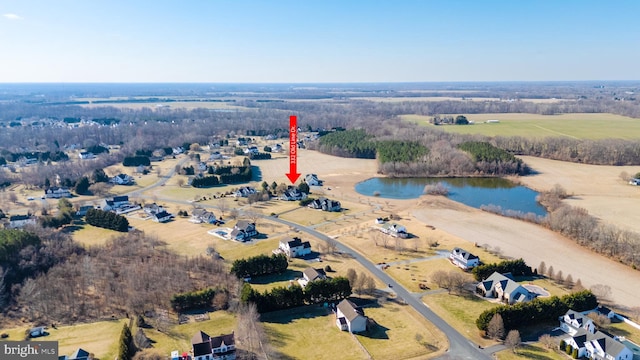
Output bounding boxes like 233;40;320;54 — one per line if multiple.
402;113;640;139
412;196;640;309
516;156;640;234
81;100;249;111
354;96;502;102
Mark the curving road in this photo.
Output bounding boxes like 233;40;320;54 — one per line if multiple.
267;216;491;360
126;157;491;359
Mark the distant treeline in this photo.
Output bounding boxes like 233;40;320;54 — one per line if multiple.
314;130;526;176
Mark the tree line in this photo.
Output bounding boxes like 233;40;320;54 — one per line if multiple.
472;259;533;281
240;277;351;313
170;287;229;312
230;254;289;278
85;208;129;232
476;290;598;334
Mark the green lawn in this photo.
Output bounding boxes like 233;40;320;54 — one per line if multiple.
261;306;368;360
422;292;499;347
495;343;566;360
402;113;640;139
140;311;237;356
356;301;446;359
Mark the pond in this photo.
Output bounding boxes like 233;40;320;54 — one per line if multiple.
355;177;547;216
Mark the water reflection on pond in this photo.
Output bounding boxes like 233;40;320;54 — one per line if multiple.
355;177;546;216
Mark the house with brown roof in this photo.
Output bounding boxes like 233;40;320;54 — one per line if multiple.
298;267;327;287
192;331;236;360
336;299;368;333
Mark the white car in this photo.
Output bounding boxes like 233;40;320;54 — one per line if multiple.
27;197;35;200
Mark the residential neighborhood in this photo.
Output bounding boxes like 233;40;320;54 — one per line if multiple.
2;81;640;360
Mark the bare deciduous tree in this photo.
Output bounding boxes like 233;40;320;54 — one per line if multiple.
218;198;228;217
487;313;505;340
505;330;521;353
538;261;546;276
590;284;612;303
236;304;268;360
325;237;338;255
539;334;556;349
346;269;358;288
587;312;611;329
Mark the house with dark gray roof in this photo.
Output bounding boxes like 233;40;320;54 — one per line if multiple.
192;331;236;360
449;247;480;270
8;214;37;228
560;309;596;335
58;348;91;360
336;299;368;333
476;272;536;305
276;237;311;258
563;328;632;360
308;197;341;212
230;220;257;241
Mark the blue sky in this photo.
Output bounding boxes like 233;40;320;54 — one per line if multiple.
0;0;638;82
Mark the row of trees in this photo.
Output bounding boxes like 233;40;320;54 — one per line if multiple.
471;259;533;281
230;254;288;278
85;209;129;232
476;290;598;333
170;287;228;312
240;277;351;313
123;156;151;167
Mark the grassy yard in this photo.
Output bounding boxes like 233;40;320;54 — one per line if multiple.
385;258;455;293
356;301;447;360
279;207;345;227
495;344;566;360
609;319;640;345
68;223;124;247
261;306;368;360
401;113;640;140
422;292;499;347
140;311;236;356
0;320;128;359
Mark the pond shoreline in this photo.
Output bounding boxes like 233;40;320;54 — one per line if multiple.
355;176;547;216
